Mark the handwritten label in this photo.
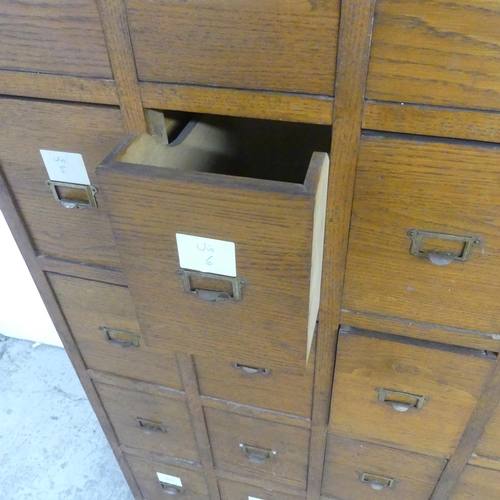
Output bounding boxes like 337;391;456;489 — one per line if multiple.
176;233;237;277
40;150;90;185
156;472;182;487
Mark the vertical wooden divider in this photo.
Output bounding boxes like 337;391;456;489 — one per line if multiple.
96;0;147;132
306;0;376;498
176;353;221;500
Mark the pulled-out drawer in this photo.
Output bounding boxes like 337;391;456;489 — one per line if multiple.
97;115;330;373
450;465;500;499
321;434;446;500
329;328;494;458
204;407;310;490
95;381;198;462
125;0;339;96
218;478;305;500
343;133;500;342
47;273;182;389
125;453;209;500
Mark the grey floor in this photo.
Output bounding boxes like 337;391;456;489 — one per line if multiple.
0;334;135;500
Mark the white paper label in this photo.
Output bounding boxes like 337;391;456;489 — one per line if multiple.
248;497;265;500
176;234;237;277
40;150;90;185
156;472;182;488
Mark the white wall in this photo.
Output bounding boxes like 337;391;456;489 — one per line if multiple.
0;210;62;347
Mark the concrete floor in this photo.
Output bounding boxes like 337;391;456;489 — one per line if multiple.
0;334;135;500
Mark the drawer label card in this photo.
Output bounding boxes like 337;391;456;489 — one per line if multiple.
40;150;91;185
249;497;265;500
156;472;182;487
176;233;237;277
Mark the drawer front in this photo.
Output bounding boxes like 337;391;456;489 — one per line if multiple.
366;0;500;111
474;401;500;460
47;273;182;389
0;98;125;267
0;1;112;78
450;465;500;499
204;408;310;490
125;454;209;500
125;0;339;96
322;434;446;500
194;345;314;418
343;134;500;338
329;330;493;458
95;381;198;462
218;478;305;500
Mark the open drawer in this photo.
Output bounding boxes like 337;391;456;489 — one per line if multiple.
97;116;330;373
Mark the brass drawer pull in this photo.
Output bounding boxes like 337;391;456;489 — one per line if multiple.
178;269;247;302
159;482;183;495
234;363;271;375
136;417;167;433
407;229;480;266
46;179;98;209
376;388;429;412
239;443;277;464
359;472;396;490
100;327;140;348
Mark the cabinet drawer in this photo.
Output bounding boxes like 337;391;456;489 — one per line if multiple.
474;400;500;461
47;273;182;389
321;434;446;500
343;134;500;340
95;381;198;462
450;465;500;499
0;1;111;78
125;0;339;96
97;116;330;373
205;407;310;490
194;342;314;418
218;478;305;500
0;98;125;267
366;0;500;111
125;454;209;500
329;329;493;458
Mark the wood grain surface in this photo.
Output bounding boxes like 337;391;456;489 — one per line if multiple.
366;0;500;110
448;466;500;499
125;0;339;96
218;477;306;500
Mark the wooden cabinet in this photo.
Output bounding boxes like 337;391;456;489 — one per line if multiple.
2;2;500;500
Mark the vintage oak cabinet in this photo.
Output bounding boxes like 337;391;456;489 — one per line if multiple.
1;1;500;499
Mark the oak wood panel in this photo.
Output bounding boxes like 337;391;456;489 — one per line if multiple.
204;407;310;490
0;153;142;498
0;71;118;105
468;454;500;472
140;82;333;125
343;134;500;339
306;0;377;498
94;381;199;461
448;466;500;499
97;118;330;373
329;330;494;458
218;478;306;500
0;97;125;267
322;435;447;500
431;356;500;499
126;0;339;96
125;453;210;500
474;403;500;460
97;0;147;132
340;312;500;352
47;274;182;388
0;0;112;78
194;339;315;419
366;0;500;111
363;101;500;143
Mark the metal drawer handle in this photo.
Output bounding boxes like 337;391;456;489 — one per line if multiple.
159;482;183;495
137;417;167;434
359;472;396;490
376;388;429;412
100;327;140;348
178;269;247;302
239;443;276;464
407;229;480;266
45;179;98;209
234;363;270;375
